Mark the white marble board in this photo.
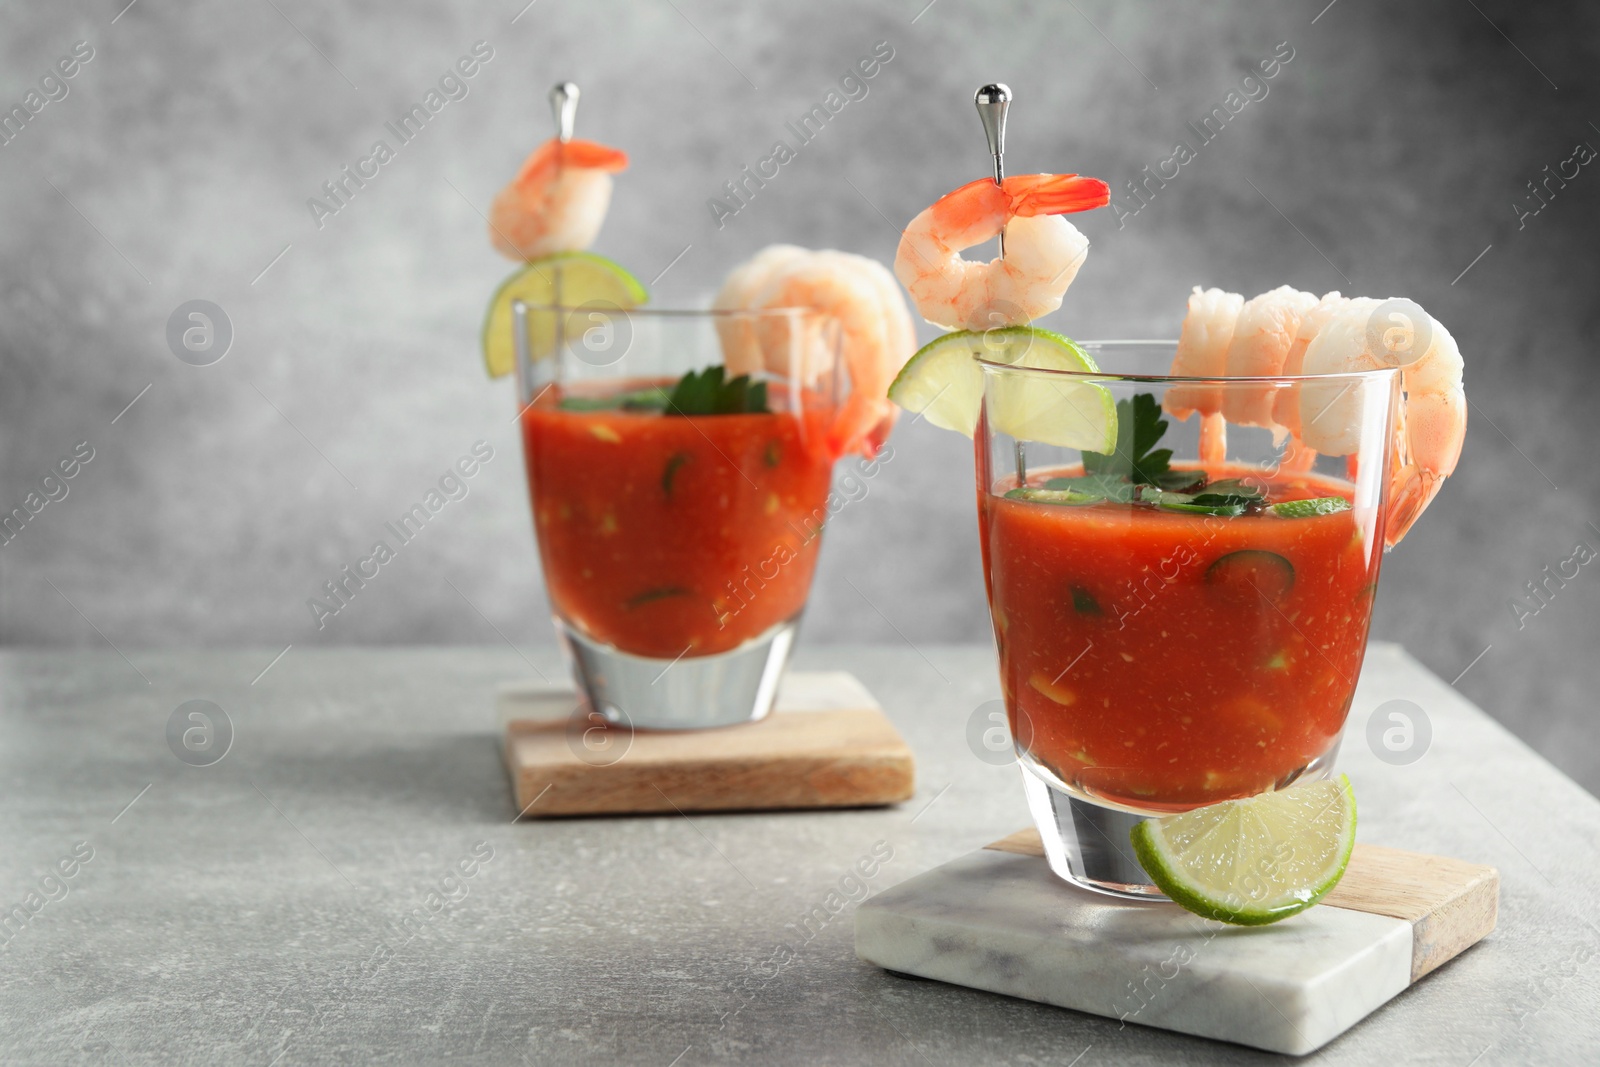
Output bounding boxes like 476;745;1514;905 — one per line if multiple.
855;830;1497;1056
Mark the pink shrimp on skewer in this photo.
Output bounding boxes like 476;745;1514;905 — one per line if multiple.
488;136;628;261
894;173;1111;330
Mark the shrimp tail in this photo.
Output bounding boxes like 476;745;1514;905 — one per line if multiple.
515;138;629;185
1002;173;1111;216
900;171;1109;329
1384;384;1465;547
827;394;896;459
1386;467;1444;548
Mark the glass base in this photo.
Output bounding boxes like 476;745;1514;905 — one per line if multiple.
1019;749;1342;899
556;616;797;730
1019;757;1169;900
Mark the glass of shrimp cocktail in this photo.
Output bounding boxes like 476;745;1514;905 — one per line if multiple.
484;86;914;731
512;303;850;729
975;343;1401;895
888;87;1462;904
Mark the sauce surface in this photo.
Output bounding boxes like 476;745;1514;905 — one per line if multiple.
524;382;837;658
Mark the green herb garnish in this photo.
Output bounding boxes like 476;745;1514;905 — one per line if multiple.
1067;395;1271;515
1190;479;1266;507
558;386;672;412
1062;393;1213;506
665;365;770;416
1011;393;1332;518
1071;586;1103;615
662;452;693;496
1042;473;1138;503
625;586;690;609
556;366;771;416
1084;393;1175;486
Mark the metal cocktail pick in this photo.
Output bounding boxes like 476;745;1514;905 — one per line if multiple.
974;83;1011;255
550;81;579;143
545;82;580;333
975;83;1027;483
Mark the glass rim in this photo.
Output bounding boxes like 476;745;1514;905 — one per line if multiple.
510;301;841;325
977;338;1403;386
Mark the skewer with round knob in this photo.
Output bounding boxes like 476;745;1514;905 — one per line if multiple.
550;81;579;142
975;84;1029;483
543;83;581;347
974;83;1011;255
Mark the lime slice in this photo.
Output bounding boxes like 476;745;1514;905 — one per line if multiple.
481;252;648;379
1131;774;1357;926
1004;487;1103;506
887;327;1116;451
1271;497;1352;518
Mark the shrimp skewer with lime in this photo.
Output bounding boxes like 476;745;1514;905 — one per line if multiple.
480;82;647;381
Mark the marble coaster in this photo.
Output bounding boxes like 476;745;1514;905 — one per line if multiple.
855;829;1497;1056
501;671;914;817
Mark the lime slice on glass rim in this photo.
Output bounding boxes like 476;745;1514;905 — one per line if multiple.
481;252;648;379
886;326;1117;451
1130;774;1358;926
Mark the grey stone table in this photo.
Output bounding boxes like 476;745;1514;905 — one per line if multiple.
1;643;1596;1065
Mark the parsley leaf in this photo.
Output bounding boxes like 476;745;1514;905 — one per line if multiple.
1082;393;1174;485
1043;473;1138;503
665;366;770;416
555;367;772;416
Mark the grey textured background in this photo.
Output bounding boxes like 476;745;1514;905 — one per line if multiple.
2;2;1597;786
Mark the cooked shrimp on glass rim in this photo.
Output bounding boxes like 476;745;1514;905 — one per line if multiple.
1164;285;1465;547
713;245;916;458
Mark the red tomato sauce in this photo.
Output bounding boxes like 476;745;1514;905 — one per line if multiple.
981;466;1383;810
523;383;837;659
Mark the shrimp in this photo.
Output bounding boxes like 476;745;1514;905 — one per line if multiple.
489;137;627;261
1296;299;1465;547
1272;291;1349;440
715;246;915;457
1163;286;1243;419
713;244;814;381
894;174;1110;330
1219;285;1320;428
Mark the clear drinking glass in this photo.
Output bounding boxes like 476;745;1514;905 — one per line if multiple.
512;302;844;730
976;341;1401;897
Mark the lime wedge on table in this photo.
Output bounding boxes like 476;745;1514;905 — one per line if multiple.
481;252;648;379
886;326;1116;451
1131;775;1357;926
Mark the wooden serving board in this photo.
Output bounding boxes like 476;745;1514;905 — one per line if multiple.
856;828;1497;1056
501;671;914;817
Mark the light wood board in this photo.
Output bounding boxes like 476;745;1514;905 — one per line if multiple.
502;671;914;817
986;827;1498;983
